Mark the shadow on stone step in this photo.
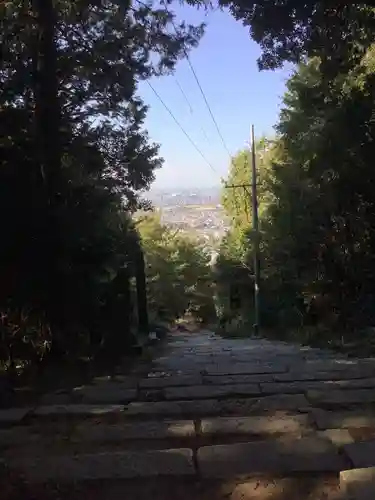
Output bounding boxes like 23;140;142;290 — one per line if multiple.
0;473;344;500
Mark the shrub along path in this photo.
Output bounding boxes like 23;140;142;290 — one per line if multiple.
2;330;375;498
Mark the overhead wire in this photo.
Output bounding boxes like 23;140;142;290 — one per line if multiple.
134;0;233;185
159;0;232;160
173;78;212;145
146;80;219;175
132;0;250;257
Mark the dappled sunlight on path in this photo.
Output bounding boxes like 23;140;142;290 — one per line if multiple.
3;330;375;498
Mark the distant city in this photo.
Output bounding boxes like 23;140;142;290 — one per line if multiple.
147;186;230;250
147;186;222;207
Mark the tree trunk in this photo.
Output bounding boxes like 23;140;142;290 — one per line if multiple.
32;0;63;354
33;0;60;202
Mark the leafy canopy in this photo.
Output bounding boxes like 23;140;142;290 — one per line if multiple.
137;213;216;323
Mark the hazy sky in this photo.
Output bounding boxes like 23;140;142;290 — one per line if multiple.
139;4;292;189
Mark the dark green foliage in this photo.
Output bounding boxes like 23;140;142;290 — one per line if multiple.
137;213;217;325
216;0;375;75
0;0;204;375
215;46;375;343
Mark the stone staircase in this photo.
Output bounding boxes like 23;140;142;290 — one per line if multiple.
2;331;375;498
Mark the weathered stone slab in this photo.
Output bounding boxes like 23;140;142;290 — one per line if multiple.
92;375;113;383
155;360;213;372
230;479;295;500
231;477;342;500
313;409;375;430
343;439;375;468
317;429;354;447
229;356;288;365
357;358;375;367
164;384;260;401
261;378;375;395
273;373;320;383
39;392;75;405
201;414;310;436
197;437;346;477
307;389;375;407
0;408;31;424
328;378;375;390
250;394;310;412
0;427;37;447
75;420;195;441
205;364;287;376
303;359;362;372
8;448;194;481
125;398;267;418
260;381;314;394
34;404;125;417
139;375;203;389
138;388;164;402
73;385;137;404
203;374;275;385
275;368;375;382
341;467;375;500
125;399;221;417
104;376;138;389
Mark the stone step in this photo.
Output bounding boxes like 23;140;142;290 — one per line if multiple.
274;368;375;382
1;466;344;499
343;440;375;469
230;477;342;500
260;378;375;395
203;364;288;376
34;404;125;417
6;448;194;482
0;426;39;447
0;407;31;425
164;383;260;400
303;360;372;372
73;420;195;442
125;394;310;418
1;414;317;452
202;373;275;385
307;389;375;408
311;409;375;431
200;414;311;437
70;414;313;445
197;437;348;478
71;385;137;404
341;467;375;499
139;374;203;389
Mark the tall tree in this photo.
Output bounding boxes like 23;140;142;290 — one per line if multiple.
0;0;206;370
217;46;375;335
218;1;375;74
137;213;216;324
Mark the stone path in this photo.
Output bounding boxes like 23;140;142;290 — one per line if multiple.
3;331;375;498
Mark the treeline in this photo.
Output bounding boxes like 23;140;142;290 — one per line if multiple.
138;213;216;325
0;1;205;379
215;4;375;343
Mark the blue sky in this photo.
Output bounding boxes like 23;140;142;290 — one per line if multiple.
139;5;292;190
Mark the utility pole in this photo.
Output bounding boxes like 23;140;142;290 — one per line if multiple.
223;124;261;336
251;124;260;335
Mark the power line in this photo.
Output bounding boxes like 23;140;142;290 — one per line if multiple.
159;0;233;161
174;78;193;114
133;0;213;149
134;0;230;184
146;80;218;175
174;78;212;145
